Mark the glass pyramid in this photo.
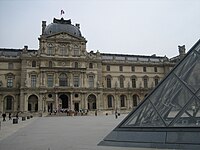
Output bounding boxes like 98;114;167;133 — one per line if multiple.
121;42;200;128
99;39;200;149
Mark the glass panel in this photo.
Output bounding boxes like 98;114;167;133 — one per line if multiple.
150;74;193;125
174;52;200;92
173;98;200;127
198;90;200;99
122;100;165;127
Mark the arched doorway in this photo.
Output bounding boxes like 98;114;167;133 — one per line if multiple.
28;95;38;112
59;94;69;109
4;95;14;112
133;94;139;107
87;94;96;110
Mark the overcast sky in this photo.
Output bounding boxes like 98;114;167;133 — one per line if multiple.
0;0;199;58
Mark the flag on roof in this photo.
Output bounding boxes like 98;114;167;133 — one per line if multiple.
61;10;65;15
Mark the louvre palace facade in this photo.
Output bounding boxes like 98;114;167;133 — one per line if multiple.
0;17;184;116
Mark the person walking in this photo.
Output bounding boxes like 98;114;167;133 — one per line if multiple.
2;113;6;121
115;110;118;119
9;113;12;120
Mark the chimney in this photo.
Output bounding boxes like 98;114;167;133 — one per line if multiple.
75;23;80;29
178;45;186;59
42;21;46;34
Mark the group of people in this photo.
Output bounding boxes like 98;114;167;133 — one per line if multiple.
1;112;19;121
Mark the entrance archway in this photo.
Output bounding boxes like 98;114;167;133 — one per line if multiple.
87;94;96;110
59;94;69;109
28;95;38;112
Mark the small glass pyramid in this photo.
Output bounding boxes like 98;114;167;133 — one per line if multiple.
99;39;200;149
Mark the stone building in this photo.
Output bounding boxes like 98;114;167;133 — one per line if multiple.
0;17;183;115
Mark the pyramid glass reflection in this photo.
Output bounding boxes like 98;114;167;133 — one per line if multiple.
99;39;200;149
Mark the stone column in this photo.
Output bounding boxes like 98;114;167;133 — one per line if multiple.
70;93;73;110
55;93;58;111
24;94;28;112
84;93;88;110
20;92;24;112
0;94;3;113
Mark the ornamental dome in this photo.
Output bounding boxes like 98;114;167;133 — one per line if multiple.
43;18;82;38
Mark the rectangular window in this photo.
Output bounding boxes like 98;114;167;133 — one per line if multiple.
131;66;135;72
47;75;54;87
8;63;14;69
119;66;123;71
60;47;66;56
31;75;36;87
106;65;110;71
132;78;136;88
48;47;53;55
154;67;158;72
7;76;13;88
144;78;148;88
143;66;147;72
74;48;79;56
73;75;79;87
108;97;112;108
88;76;94;88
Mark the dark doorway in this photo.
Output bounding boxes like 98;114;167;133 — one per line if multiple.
59;94;69;109
48;103;53;113
28;103;31;111
74;103;79;111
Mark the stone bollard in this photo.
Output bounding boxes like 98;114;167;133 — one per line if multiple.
13;118;18;124
22;117;26;121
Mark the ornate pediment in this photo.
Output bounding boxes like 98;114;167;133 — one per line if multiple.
47;32;82;41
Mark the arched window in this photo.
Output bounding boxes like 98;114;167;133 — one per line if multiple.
119;75;124;88
32;61;36;67
143;75;149;88
107;95;113;108
131;75;137;88
133;94;139;107
120;95;126;107
74;62;78;68
59;74;68;86
106;76;112;88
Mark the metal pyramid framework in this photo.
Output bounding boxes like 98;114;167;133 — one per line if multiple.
99;39;200;149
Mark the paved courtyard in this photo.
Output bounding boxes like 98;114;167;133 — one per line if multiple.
0;114;159;150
